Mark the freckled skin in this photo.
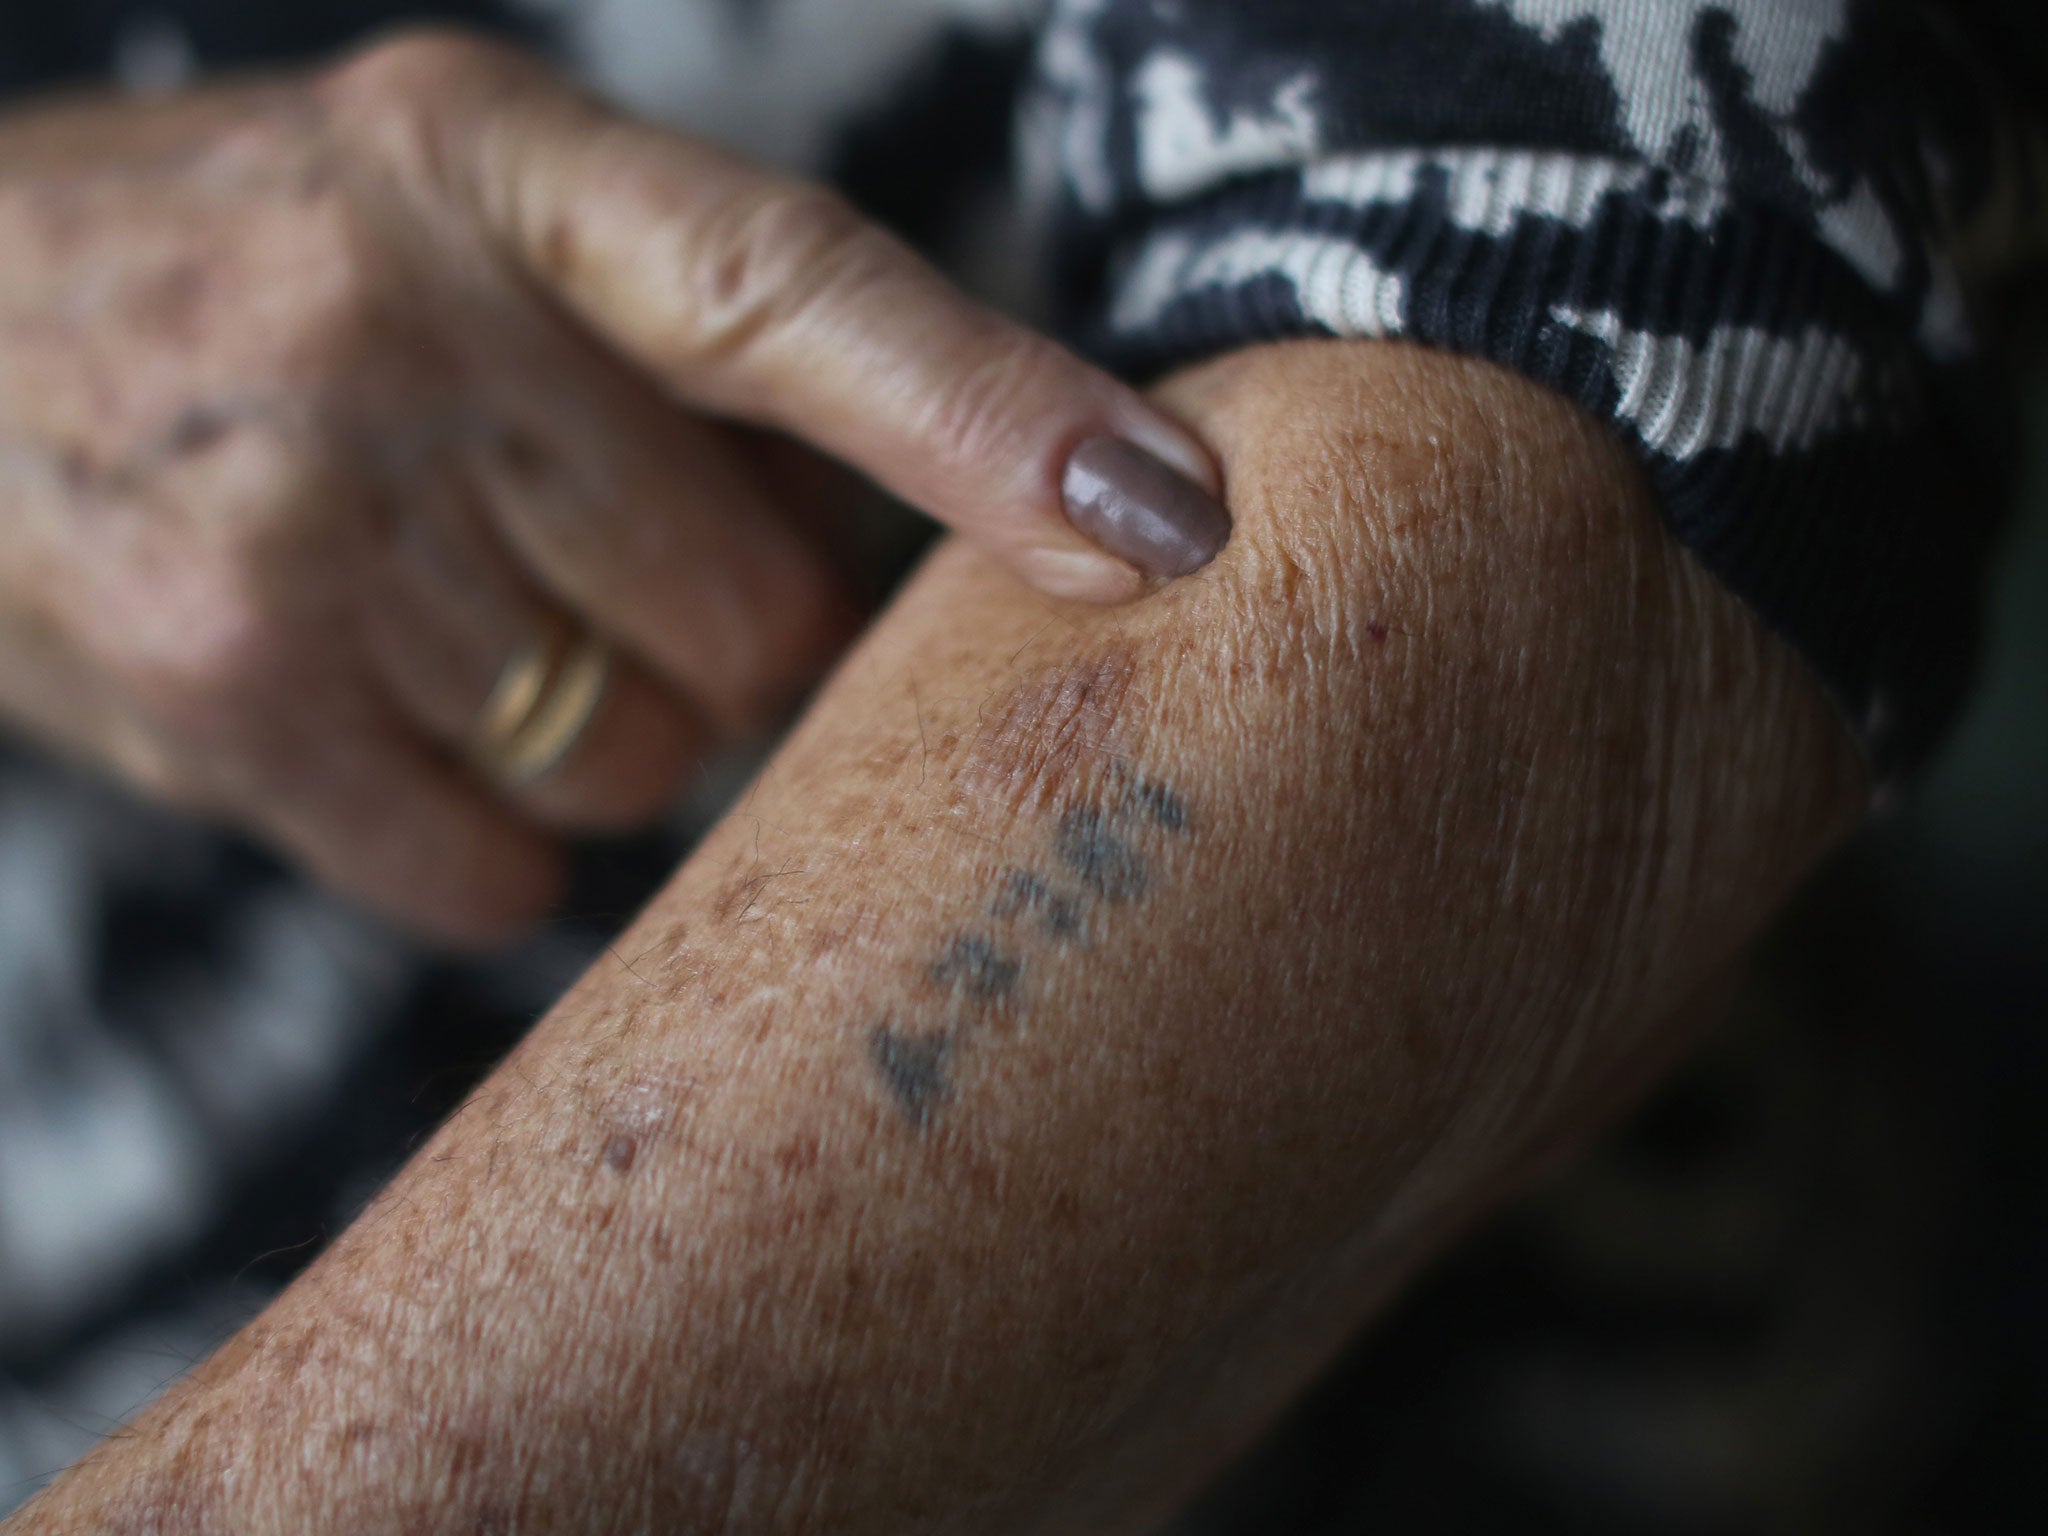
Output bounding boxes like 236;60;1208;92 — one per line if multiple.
6;343;1864;1536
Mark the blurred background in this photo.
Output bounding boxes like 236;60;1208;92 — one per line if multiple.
1;4;2044;1531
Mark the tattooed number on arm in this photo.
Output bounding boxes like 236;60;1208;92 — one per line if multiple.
868;765;1191;1128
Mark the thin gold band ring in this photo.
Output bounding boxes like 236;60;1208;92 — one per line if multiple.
468;614;611;787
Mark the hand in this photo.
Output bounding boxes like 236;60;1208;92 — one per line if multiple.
0;31;1226;944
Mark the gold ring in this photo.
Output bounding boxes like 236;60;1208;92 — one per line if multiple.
469;613;611;786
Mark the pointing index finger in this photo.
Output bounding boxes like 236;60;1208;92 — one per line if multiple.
468;72;1231;601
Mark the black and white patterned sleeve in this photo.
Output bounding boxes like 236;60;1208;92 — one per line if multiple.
1022;0;2048;777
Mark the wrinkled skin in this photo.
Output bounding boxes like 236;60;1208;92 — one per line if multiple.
0;31;1218;943
4;342;1868;1536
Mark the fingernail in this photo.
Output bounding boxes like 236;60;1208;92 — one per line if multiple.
1062;436;1232;580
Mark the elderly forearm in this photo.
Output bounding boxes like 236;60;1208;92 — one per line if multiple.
8;341;1865;1535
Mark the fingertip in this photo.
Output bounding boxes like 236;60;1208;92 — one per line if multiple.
1057;435;1233;585
1007;543;1150;606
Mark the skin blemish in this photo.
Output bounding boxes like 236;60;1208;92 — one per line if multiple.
870;1024;953;1129
56;445;93;490
334;1419;378;1460
1053;807;1148;902
960;649;1140;817
774;1133;821;1178
929;933;1021;1003
496;425;555;486
130;259;210;345
587;1074;693;1172
162;401;236;458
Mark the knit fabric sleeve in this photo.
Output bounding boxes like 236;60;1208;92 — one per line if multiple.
1023;0;2048;777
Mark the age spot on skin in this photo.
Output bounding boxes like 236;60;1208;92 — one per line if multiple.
774;1133;820;1178
495;424;555;486
870;1024;952;1129
587;1073;694;1172
162;401;236;458
130;259;210;346
56;445;93;490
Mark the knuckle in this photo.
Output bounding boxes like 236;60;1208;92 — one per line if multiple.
172;419;336;541
318;27;542;186
278;240;392;378
683;181;883;365
123;579;289;751
177;154;402;387
322;27;525;115
103;723;211;815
